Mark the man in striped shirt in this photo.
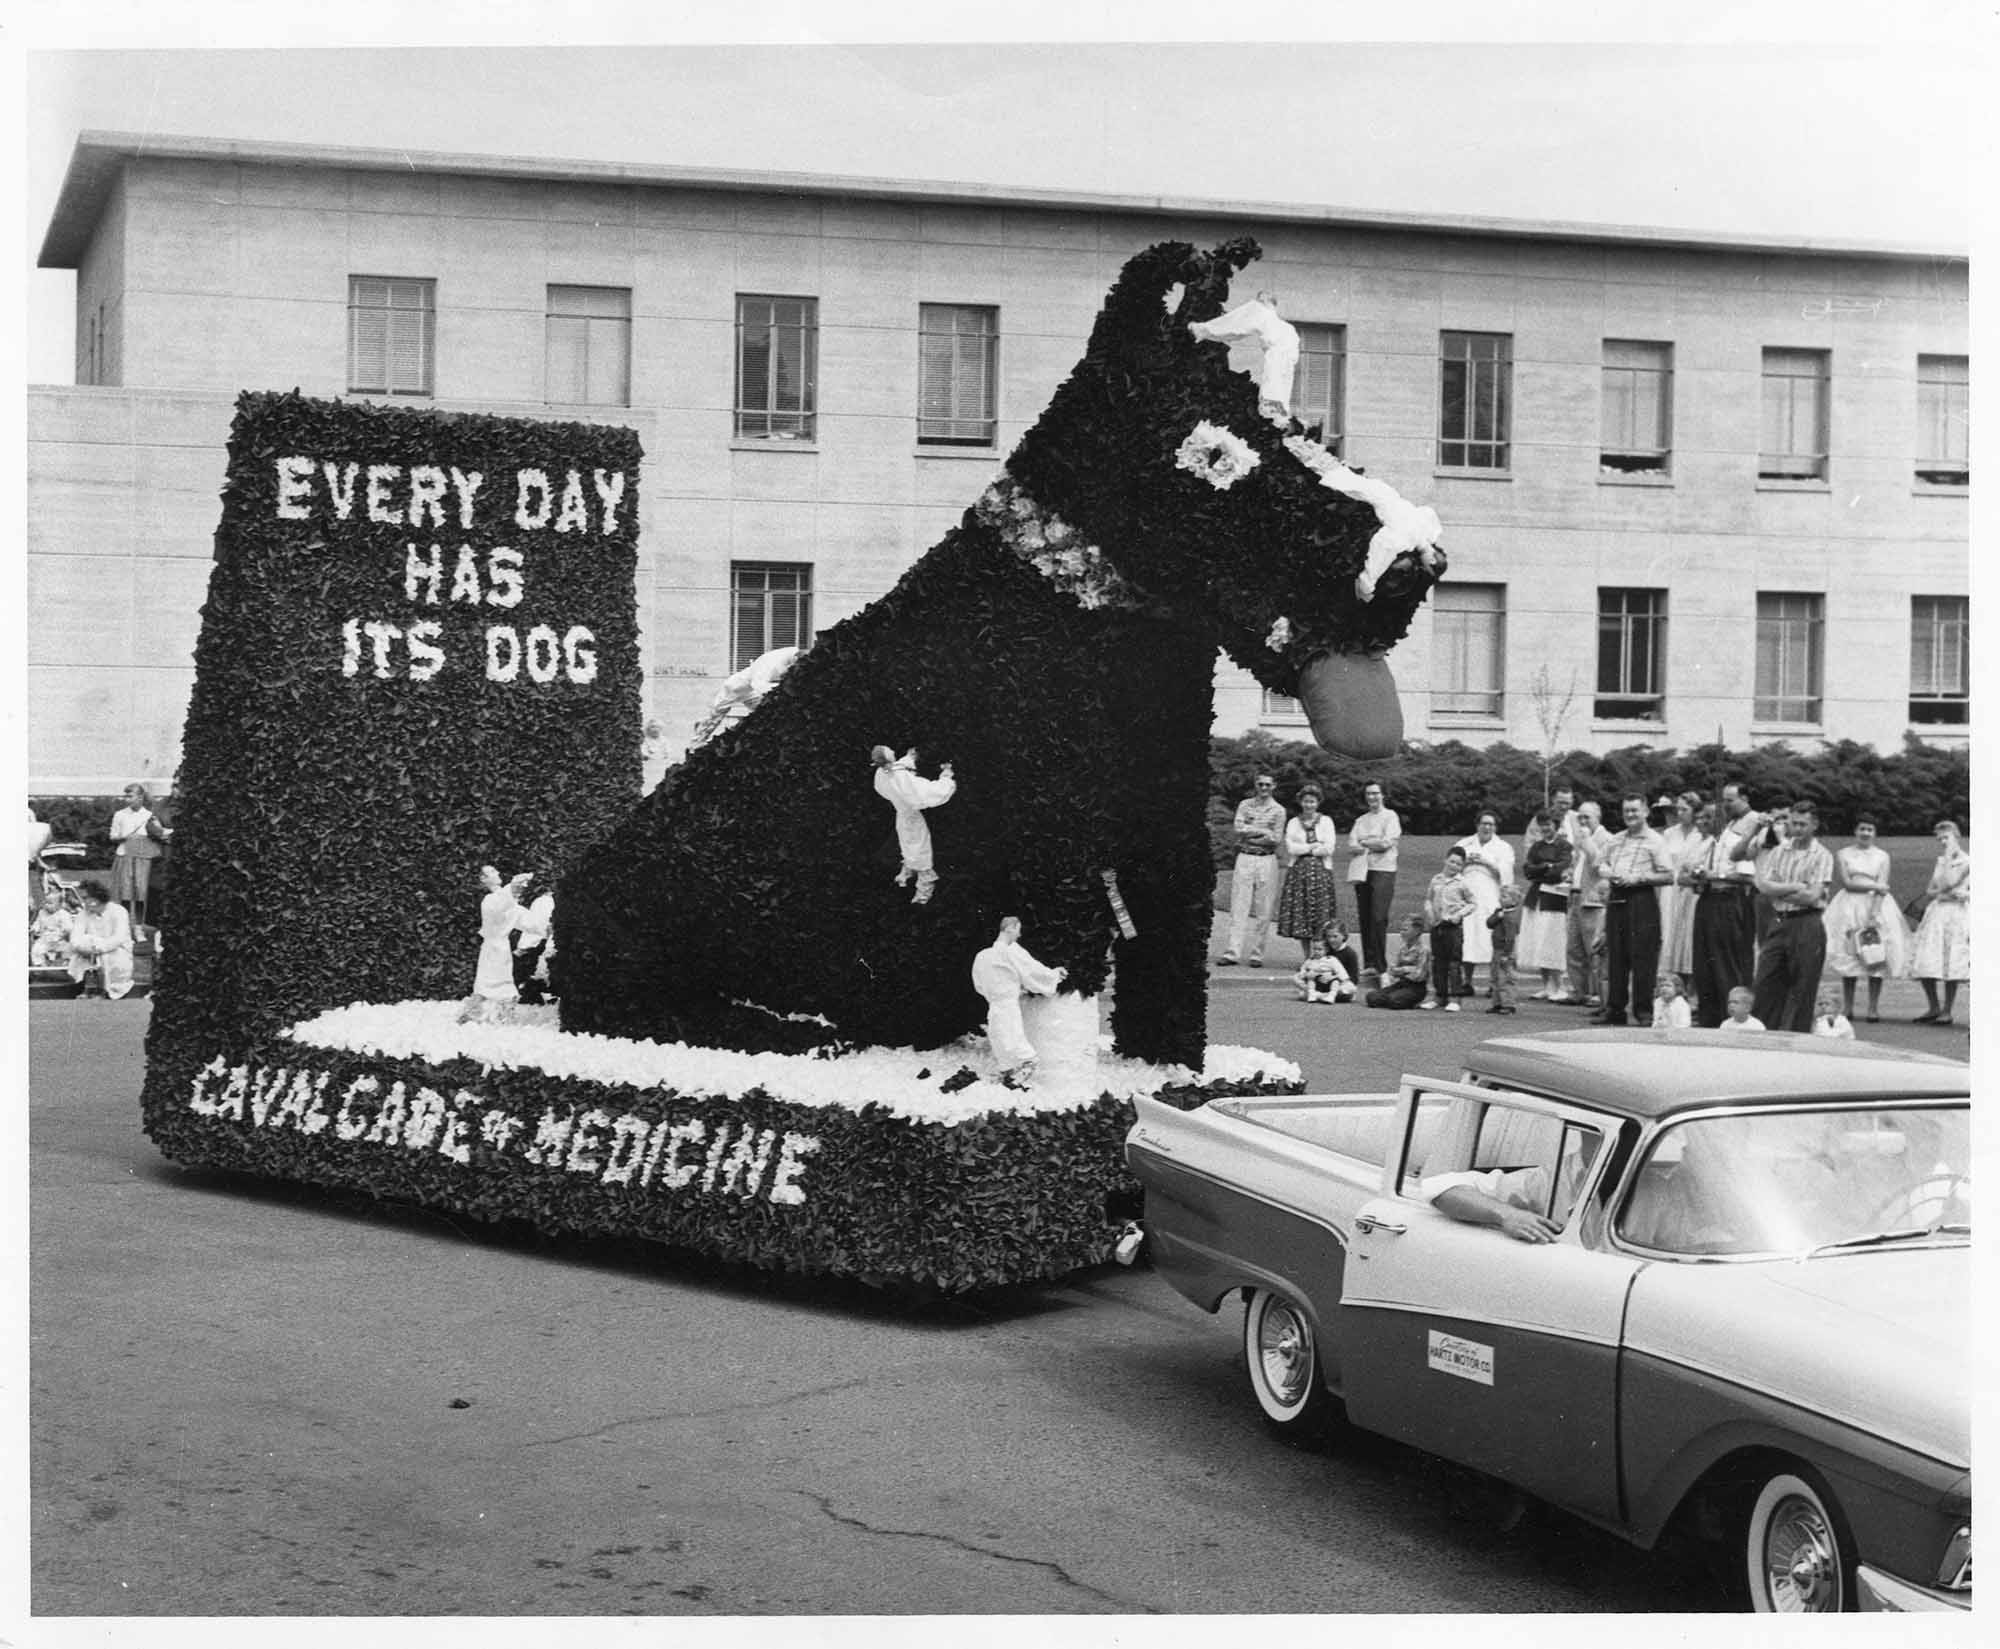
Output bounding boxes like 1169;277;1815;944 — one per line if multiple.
1750;801;1834;1033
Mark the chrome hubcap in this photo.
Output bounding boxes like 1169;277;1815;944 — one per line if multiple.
1259;1306;1310;1406
1765;1496;1839;1611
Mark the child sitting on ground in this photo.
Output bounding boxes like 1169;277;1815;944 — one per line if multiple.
1809;989;1854;1039
1720;986;1764;1032
30;888;73;966
1365;916;1432;1010
1294;932;1356;1004
1651;974;1692;1029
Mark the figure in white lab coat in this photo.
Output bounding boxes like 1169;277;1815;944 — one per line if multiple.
870;745;956;904
970;916;1068;1076
689;645;802;749
1188;291;1301;423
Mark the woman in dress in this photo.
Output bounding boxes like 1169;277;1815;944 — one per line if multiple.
1821;816;1911;1023
1275;786;1339;958
1910;819;1970;1026
66;885;135;999
108;782;168;931
459;864;534;1023
1452;809;1514;997
1516;810;1572;999
1657;791;1703;990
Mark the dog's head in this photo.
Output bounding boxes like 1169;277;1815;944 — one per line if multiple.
1003;238;1445;757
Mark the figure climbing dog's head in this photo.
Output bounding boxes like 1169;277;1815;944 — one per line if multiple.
1000;237;1446;758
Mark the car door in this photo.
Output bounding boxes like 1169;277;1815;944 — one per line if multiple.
1337;1078;1641;1524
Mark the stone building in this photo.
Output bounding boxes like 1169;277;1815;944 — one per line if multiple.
31;130;1969;793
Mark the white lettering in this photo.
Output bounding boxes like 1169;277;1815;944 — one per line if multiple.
658;1118;707;1189
341;618;362;677
323;462;360;520
563;626;598;684
485;625;522;682
522;1108;574;1166
363;1081;411;1146
554;470;590;534
449;544;484;605
213;1065;249;1124
719;1126;777;1198
484;547;523;609
601;1116;655;1185
365;464;402;525
363;621;402;678
436;1094;477;1165
768;1133;821;1206
334;1075;380;1141
565;1108;612;1174
275;456;314;519
524;625;561;684
514;468;552;531
449;468;483;530
299;1072;335;1135
188;1054;228;1115
593;469;627;533
406;621;445;682
248;1065;290;1128
406;465;450;529
405;542;444;604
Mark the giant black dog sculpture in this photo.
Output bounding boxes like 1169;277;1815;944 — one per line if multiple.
557;238;1444;1068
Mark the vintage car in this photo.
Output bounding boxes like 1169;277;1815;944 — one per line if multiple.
1126;1031;1970;1613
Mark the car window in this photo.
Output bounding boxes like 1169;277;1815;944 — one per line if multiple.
1401;1091;1603;1229
1616;1104;1970;1258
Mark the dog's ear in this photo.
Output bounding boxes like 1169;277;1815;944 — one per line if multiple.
1087;241;1204;357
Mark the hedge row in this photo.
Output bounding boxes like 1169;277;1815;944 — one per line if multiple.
1208;730;1971;866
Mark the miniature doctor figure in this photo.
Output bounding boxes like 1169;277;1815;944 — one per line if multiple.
871;745;956;904
971;916;1068;1079
1188;290;1301;423
458;864;533;1023
689;645;801;749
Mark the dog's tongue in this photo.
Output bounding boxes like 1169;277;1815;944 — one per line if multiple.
1297;651;1403;759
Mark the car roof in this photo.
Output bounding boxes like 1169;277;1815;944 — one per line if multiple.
1461;1029;1969;1119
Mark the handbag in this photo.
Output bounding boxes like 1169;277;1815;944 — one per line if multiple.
1855;924;1887;969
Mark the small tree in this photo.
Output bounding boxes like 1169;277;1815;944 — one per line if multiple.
1528;663;1581;808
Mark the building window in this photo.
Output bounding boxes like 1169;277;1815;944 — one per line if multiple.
1260;689;1307;722
1601;340;1673;475
1431;584;1506;718
1909;596;1969;724
1754;593;1824;724
917;304;998;446
735;295;817;441
731;563;813;672
1759;347;1828;480
1596;588;1667;720
546;285;631;406
1916;355;1969;487
348;276;436;396
1291;324;1347;456
1438;331;1511;470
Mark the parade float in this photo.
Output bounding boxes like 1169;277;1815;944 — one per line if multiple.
140;238;1445;1293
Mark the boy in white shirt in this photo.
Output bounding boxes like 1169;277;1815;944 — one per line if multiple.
1720;986;1764;1032
1809;989;1855;1039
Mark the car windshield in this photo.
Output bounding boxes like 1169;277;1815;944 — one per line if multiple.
1616;1104;1970;1258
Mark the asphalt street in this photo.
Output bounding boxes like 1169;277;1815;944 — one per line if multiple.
28;960;1971;1619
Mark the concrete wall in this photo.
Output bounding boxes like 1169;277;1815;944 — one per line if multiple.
26;153;1969;792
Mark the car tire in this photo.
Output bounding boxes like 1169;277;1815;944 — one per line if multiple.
1242;1287;1335;1441
1742;1466;1854;1613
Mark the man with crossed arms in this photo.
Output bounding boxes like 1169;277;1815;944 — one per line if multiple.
1751;800;1833;1033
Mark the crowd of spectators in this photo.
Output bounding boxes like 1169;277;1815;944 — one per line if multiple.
1217;774;1971;1032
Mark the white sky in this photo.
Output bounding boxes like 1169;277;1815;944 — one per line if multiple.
18;3;1989;386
